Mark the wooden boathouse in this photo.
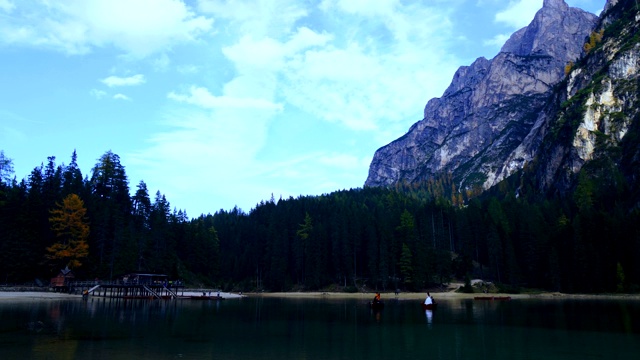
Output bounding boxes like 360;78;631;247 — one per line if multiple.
74;273;187;300
50;266;75;292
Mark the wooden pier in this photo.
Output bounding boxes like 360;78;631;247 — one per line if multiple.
81;283;185;300
55;273;226;301
68;273;188;300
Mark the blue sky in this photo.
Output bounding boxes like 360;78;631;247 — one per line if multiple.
0;0;604;216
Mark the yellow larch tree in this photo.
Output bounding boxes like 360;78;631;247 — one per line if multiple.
46;193;90;269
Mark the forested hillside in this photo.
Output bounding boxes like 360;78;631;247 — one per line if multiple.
1;149;638;293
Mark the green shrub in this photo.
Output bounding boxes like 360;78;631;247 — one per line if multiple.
461;276;474;293
496;283;521;294
343;285;358;293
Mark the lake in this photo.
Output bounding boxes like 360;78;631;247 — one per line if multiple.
1;295;639;359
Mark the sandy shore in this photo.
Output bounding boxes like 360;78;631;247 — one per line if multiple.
179;291;243;299
246;291;640;301
249;291;520;300
0;291;81;301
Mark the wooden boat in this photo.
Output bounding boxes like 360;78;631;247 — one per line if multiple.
369;301;384;310
474;296;511;301
421;302;438;310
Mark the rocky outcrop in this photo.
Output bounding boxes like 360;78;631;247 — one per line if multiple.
365;0;598;190
533;0;640;192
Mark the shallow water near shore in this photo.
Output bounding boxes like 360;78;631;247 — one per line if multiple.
1;296;639;359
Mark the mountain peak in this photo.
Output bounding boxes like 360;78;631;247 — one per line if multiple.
500;0;597;60
543;0;569;10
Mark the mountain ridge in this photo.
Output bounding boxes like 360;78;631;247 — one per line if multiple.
365;0;600;192
529;0;640;196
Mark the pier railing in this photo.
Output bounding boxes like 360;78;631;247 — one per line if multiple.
65;280;186;299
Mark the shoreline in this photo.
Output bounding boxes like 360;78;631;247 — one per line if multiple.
0;291;81;301
247;291;640;301
2;290;639;302
0;290;243;301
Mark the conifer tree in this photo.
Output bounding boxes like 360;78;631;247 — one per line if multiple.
399;243;414;288
295;212;313;285
46;193;90;269
62;150;85;197
89;151;131;278
0;150;14;185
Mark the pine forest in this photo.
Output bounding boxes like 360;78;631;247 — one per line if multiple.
1;148;639;294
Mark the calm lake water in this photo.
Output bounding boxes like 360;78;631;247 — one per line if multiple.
1;295;639;360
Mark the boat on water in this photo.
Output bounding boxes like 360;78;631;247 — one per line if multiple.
474;296;511;301
421;302;438;310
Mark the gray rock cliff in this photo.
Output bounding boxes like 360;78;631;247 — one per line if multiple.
365;0;599;191
532;0;640;194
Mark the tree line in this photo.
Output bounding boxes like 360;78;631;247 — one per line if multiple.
0;149;638;293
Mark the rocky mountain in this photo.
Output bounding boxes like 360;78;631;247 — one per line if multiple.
365;0;600;191
530;0;640;195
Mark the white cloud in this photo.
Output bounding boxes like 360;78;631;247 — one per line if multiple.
495;0;541;29
319;0;398;16
198;0;307;37
113;93;131;101
221;27;332;73
222;36;287;71
168;86;283;111
90;88;107;99
101;74;146;87
215;1;458;133
0;0;213;57
0;0;14;13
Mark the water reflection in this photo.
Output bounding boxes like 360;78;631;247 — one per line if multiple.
424;309;433;326
1;297;640;360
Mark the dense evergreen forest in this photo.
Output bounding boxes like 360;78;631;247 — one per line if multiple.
1;148;638;294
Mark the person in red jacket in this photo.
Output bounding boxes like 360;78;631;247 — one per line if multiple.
373;292;381;304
